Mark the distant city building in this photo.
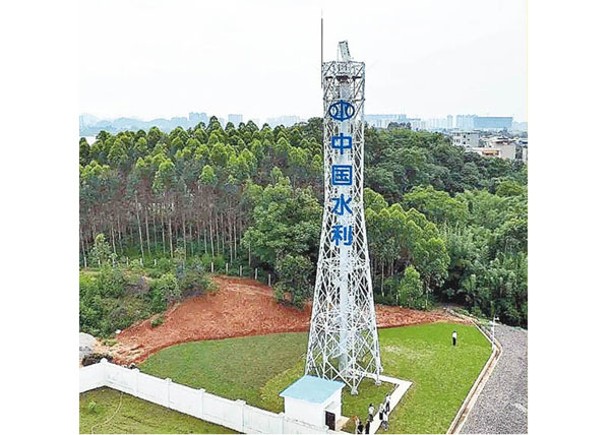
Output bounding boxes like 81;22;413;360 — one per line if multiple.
456;115;476;130
447;115;454;129
473;116;513;130
266;115;300;127
512;121;528;131
364;114;407;128
188;112;209;125
228;114;243;125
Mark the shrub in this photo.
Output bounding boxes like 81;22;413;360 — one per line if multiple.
151;315;165;328
149;272;181;312
87;401;98;414
397;266;427;310
97;265;127;298
156;258;173;274
176;267;211;298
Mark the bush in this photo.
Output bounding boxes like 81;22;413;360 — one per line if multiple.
176;267;211;298
149;272;181;312
156;258;173;274
87;401;98;414
151;315;165;328
97;265;127;298
397;266;427;310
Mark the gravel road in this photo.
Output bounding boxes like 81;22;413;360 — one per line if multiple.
461;324;528;434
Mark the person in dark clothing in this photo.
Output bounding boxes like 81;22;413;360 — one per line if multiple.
364;418;371;434
384;393;391;413
356;420;364;434
452;330;458;346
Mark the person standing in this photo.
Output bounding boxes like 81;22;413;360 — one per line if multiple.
452;330;458;346
368;403;375;422
364;418;371;434
356;417;364;434
382;408;389;430
378;403;386;430
384;393;391;414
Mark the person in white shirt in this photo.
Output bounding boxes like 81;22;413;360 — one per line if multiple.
452;330;458;346
368;403;374;422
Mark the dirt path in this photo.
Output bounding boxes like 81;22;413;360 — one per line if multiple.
112;275;467;364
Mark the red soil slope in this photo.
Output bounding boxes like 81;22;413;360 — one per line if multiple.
113;275;467;364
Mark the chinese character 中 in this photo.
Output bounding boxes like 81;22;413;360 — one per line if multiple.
330;224;354;246
331;133;352;155
331;165;353;186
331;193;353;216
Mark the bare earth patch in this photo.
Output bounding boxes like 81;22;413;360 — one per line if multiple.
112;275;468;364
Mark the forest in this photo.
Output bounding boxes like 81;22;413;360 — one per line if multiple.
79;116;527;335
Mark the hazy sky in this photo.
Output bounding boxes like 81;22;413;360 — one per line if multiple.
79;0;526;122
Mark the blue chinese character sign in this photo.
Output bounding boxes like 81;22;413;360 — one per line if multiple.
328;100;356;121
331;133;353;154
306;41;382;395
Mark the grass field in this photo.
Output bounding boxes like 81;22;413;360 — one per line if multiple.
80;387;236;434
135;322;491;433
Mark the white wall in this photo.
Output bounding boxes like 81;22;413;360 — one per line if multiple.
285;397;325;428
80;360;341;434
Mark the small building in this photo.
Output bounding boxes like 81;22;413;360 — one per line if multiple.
280;375;344;430
451;131;480;148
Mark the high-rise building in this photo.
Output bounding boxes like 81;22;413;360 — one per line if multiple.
188;112;209;125
456;114;476;130
473;117;513;130
447;115;454;129
228;114;243;125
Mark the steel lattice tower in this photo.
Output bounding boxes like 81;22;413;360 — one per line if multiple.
305;41;382;395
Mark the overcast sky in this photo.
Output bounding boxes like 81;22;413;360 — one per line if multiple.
79;0;526;122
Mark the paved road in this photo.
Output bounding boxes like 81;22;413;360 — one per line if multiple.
461;324;528;434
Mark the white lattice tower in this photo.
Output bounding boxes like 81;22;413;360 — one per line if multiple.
305;43;382;395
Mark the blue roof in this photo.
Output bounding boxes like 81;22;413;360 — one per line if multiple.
280;375;344;404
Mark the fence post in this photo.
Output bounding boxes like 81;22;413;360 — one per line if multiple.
268;274;271;286
239;265;243;276
200;388;206;419
236;399;246;433
211;262;214;273
254;267;258;280
166;378;172;407
226;263;229;273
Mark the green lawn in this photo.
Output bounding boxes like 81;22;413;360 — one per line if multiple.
137;322;490;434
80;387;236;434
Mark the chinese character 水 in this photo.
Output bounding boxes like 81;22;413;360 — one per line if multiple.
331;193;353;216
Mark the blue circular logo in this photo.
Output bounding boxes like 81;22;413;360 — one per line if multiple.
328;100;355;121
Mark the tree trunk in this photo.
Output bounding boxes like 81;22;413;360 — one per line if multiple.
135;193;145;260
144;205;151;256
168;214;174;257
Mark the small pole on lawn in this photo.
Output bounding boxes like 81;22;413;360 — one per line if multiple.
254;267;258;280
